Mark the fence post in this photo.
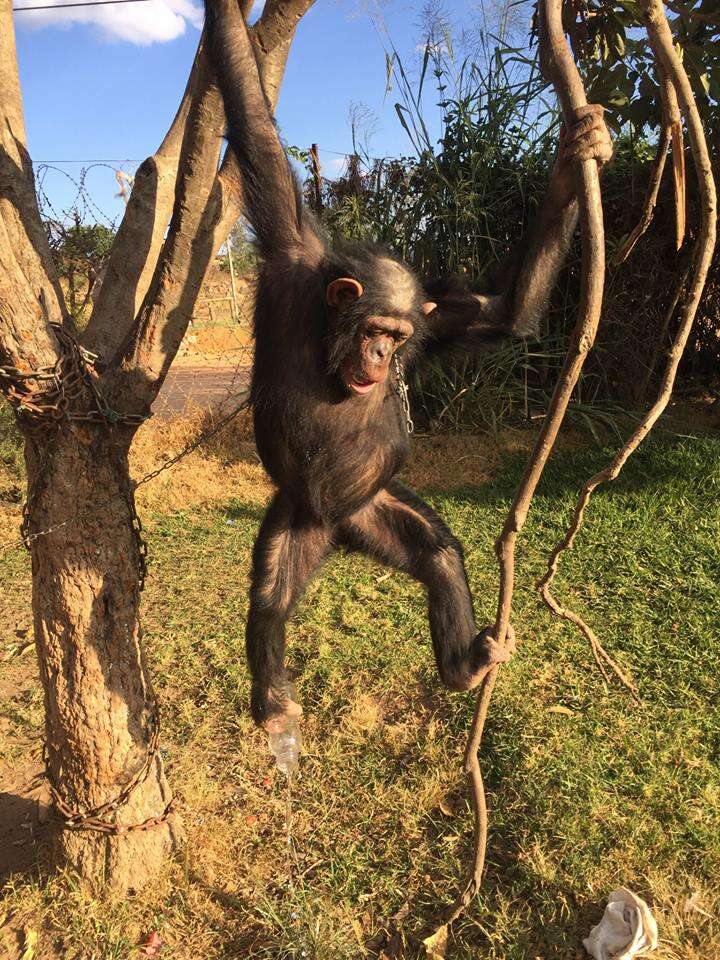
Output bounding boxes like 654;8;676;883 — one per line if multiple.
225;233;240;324
310;143;323;213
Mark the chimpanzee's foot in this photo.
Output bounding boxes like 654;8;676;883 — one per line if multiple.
443;624;517;692
251;681;303;730
476;623;516;668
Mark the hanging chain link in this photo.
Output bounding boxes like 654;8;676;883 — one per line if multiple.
134;391;249;490
393;354;414;435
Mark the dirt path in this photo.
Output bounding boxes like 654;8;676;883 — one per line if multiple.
153;364;250;419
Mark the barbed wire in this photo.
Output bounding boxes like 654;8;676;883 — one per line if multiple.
35;160;137;230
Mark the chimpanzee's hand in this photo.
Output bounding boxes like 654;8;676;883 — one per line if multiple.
447;624;517;692
551;104;613;204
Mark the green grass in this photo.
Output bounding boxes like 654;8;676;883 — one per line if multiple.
0;432;719;959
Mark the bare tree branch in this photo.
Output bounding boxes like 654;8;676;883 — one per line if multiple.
613;124;670;265
108;51;226;409
84;0;312;365
536;0;716;691
82;41;206;359
0;0;67;341
0;215;59;371
613;57;685;265
253;0;314;60
105;0;315;410
433;0;606;931
660;50;687;250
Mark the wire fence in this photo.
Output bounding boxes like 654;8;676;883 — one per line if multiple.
32;159;255;421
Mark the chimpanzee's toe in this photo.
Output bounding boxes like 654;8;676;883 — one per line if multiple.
475;623;516;666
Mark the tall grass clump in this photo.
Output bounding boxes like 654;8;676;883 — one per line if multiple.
324;40;557;282
318;40;615;432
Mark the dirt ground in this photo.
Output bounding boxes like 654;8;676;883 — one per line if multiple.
153;364;250;418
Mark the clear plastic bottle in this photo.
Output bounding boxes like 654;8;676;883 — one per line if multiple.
268;684;302;777
268;720;301;777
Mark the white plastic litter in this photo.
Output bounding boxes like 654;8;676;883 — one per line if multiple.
583;888;659;960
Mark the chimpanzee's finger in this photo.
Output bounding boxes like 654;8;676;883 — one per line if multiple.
563;105;605;141
569;138;614;164
568;103;605;122
564;128;610;160
564;113;597;145
564;127;605;152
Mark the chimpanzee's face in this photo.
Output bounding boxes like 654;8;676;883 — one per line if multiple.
339;314;414;395
324;260;434;398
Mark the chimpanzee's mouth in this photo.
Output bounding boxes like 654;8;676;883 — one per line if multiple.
347;375;377;396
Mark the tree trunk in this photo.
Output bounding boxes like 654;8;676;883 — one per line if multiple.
0;0;316;896
25;424;179;892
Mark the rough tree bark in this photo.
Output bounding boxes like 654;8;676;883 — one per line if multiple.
0;0;315;894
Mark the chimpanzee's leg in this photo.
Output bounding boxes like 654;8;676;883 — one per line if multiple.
247;492;332;725
337;480;511;690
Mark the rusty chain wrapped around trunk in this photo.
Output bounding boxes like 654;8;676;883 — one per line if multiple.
0;324;168;834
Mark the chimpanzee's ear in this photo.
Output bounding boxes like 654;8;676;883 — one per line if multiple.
421;301;437;316
326;277;363;306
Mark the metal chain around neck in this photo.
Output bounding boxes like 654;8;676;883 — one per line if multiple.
393;355;414;435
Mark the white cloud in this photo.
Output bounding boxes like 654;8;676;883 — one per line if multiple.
16;0;203;45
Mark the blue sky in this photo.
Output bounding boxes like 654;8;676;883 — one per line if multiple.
13;0;494;224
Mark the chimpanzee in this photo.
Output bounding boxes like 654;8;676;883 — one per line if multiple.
203;0;613;728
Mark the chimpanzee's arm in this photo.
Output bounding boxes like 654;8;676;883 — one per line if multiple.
204;0;321;262
499;177;580;338
422;105;612;358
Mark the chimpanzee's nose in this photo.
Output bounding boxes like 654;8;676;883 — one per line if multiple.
370;339;391;364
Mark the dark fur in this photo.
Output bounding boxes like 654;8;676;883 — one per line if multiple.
204;0;579;724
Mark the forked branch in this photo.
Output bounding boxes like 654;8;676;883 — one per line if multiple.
613;53;685;267
434;0;606;931
100;0;316;414
82;41;208;359
537;0;716;688
612;123;670;265
84;0;311;362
